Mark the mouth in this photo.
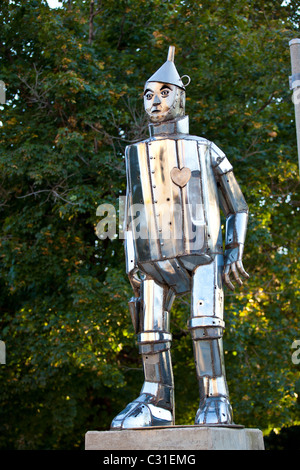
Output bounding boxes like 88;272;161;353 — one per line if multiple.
151;109;161;113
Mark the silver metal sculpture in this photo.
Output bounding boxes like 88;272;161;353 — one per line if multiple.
111;46;249;429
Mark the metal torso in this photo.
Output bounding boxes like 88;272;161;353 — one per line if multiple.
125;116;224;291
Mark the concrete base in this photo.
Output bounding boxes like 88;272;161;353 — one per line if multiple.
85;425;264;450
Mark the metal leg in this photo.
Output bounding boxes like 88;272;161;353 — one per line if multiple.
111;279;175;429
189;256;233;425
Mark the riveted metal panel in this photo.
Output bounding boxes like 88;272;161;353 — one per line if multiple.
218;171;248;214
177;139;206;254
198;142;221;254
148;139;184;258
128;143;160;262
191;255;224;322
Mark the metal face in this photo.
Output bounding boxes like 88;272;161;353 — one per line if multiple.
144;82;185;123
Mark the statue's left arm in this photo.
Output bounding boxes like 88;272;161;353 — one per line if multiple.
210;143;249;291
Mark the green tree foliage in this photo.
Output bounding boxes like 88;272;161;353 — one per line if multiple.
0;0;299;449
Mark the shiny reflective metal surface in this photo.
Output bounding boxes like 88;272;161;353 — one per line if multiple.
146;45;187;90
111;46;249;430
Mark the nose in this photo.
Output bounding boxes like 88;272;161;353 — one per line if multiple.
152;94;161;106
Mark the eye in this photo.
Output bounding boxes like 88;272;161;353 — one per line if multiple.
145;92;153;100
161;90;169;97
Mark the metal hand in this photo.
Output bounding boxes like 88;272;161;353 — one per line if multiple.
223;245;249;291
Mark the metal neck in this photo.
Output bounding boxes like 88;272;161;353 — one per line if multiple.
148;115;189;137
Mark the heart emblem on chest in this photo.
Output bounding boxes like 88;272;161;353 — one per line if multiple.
170;167;191;188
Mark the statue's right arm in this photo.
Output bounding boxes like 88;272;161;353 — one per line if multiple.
124;146;141;297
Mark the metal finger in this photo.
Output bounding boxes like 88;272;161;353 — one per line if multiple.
236;260;250;279
223;266;235;291
231;263;243;286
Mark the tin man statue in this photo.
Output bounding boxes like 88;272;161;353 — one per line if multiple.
111;46;249;429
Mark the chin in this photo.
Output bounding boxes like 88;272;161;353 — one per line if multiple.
150;113;177;123
149;115;165;123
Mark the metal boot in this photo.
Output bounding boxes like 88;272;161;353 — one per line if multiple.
189;258;233;425
191;328;233;425
110;342;174;429
111;279;175;429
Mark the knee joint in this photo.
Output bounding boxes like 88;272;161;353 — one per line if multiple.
189;316;224;340
138;331;172;354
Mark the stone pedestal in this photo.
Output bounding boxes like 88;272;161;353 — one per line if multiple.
85;425;264;450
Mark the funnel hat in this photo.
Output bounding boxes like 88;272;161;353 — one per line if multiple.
145;46;190;90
